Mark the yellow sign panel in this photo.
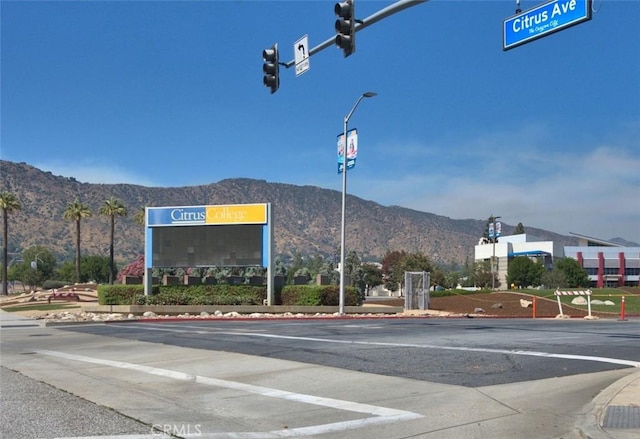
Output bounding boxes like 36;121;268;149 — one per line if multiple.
205;203;267;225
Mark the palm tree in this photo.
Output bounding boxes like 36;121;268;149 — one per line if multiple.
63;199;93;283
133;205;146;226
98;197;128;284
0;192;22;295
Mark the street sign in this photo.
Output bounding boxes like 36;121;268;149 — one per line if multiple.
503;0;592;51
294;35;310;77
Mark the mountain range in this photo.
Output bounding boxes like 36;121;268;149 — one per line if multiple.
1;160;587;267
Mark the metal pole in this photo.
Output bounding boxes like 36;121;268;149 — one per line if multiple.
491;215;501;290
339;92;376;315
282;0;430;69
267;203;274;306
339;116;348;315
492;236;496;290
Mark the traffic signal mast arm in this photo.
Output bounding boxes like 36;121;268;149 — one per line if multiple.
280;0;429;69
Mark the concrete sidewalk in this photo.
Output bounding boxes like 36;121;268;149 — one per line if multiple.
2;309;638;439
0;309;45;328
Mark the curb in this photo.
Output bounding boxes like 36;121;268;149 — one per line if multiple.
577;370;640;439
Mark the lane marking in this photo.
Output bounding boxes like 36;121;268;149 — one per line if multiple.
114;323;640;368
51;436;171;439
36;350;422;438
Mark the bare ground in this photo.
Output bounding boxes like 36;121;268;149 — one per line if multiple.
367;292;629;318
2;289;634;319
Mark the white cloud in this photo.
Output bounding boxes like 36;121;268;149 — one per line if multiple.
350;125;640;243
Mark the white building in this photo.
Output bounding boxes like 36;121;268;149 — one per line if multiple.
565;233;640;288
474;233;639;289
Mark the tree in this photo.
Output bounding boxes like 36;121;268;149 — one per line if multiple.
530;260;545;287
293;266;311;283
133;205;146;226
55;255;111;283
541;268;568;289
507;257;544;288
7;264;26;292
117;254;145;282
273;256;288;277
381;250;436;293
472;260;494;289
98;197;128;284
345;250;361;285
287;252;305;284
81;255;112;284
0;191;21;295
21;246;57;289
360;263;383;293
514;222;526;234
554;257;590;288
381;250;408;291
56;261;77;283
63;199;93;283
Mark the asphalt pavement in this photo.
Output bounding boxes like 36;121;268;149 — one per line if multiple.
1;309;638;439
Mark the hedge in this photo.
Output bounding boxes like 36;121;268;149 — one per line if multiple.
98;285;146;305
280;285;361;306
99;284;360;306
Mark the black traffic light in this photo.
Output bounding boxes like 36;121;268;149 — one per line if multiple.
334;0;355;57
262;44;279;94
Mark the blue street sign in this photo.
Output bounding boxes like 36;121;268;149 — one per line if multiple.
503;0;592;51
338;158;356;174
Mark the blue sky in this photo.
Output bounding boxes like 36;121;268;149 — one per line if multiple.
2;0;639;243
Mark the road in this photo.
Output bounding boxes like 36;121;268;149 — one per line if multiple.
1;316;639;439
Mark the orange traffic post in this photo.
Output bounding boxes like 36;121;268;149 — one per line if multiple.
532;296;536;319
620;296;626;321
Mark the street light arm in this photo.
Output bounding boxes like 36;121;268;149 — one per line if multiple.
345;95;366;124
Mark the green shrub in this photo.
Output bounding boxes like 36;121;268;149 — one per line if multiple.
281;285;322;306
98;285;145;305
281;285;360;306
99;283;361;307
137;285;266;306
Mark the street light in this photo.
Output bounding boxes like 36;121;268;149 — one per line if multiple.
339;91;377;315
30;252;44;270
490;216;502;290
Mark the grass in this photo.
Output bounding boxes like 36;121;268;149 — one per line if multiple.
1;303;81;313
518;288;640;315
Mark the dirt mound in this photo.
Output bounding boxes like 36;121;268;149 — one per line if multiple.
367;292;619;318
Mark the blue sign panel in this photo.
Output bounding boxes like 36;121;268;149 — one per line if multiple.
338;158;357;174
147;206;206;226
503;0;592;51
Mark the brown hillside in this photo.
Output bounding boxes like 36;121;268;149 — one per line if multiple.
0;160;578;266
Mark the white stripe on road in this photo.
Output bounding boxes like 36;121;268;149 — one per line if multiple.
37;349;422;438
119;323;640;368
52;436;171;439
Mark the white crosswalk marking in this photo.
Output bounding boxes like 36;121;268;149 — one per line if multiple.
37;349;423;438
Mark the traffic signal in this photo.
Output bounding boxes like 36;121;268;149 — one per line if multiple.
334;0;355;57
262;44;279;94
